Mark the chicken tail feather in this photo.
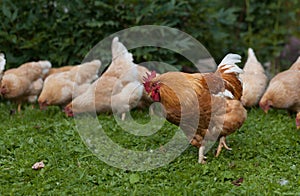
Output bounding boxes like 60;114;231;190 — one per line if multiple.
217;53;243;74
38;60;52;75
111;37;133;63
216;53;243;100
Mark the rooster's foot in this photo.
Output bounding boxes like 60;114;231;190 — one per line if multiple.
215;136;232;157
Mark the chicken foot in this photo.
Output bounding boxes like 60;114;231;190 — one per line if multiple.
215;136;232;157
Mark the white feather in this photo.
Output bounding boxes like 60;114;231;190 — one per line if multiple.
224;66;243;74
0;53;6;72
219;53;241;66
215;89;234;99
218;53;243;74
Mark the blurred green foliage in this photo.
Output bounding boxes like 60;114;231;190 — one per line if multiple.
0;0;299;72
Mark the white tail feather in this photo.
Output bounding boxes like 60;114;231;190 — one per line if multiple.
219;53;241;67
218;53;243;74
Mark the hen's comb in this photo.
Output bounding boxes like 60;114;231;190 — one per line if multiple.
143;71;156;83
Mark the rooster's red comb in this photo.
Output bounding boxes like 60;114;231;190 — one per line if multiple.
143;71;157;83
143;71;156;93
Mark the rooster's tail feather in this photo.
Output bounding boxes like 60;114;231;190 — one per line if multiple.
217;53;242;74
216;53;243;100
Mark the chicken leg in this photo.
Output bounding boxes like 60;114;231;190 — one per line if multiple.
17;103;22;113
121;113;126;121
198;140;207;164
215;136;232;157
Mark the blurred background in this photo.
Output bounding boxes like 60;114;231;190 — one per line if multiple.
0;0;299;75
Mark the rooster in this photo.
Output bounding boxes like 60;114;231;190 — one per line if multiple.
143;54;247;163
240;48;268;107
38;60;101;109
1;60;51;112
259;56;300;128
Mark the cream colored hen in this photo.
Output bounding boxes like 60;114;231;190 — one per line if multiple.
64;37;143;118
43;65;74;79
240;48;268;107
111;81;143;120
38;60;101;109
1;60;51;111
259;56;300;128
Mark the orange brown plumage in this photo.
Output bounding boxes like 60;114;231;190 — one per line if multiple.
143;54;247;163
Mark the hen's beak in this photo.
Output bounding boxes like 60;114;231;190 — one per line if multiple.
259;101;269;113
39;101;48;110
1;87;7;95
64;106;74;117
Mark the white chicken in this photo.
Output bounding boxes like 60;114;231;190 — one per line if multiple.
64;37;143;118
240;48;268;107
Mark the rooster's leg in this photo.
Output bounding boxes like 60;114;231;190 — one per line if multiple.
215;136;232;157
198;140;207;164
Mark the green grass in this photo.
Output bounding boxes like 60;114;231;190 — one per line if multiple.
1;102;300;195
